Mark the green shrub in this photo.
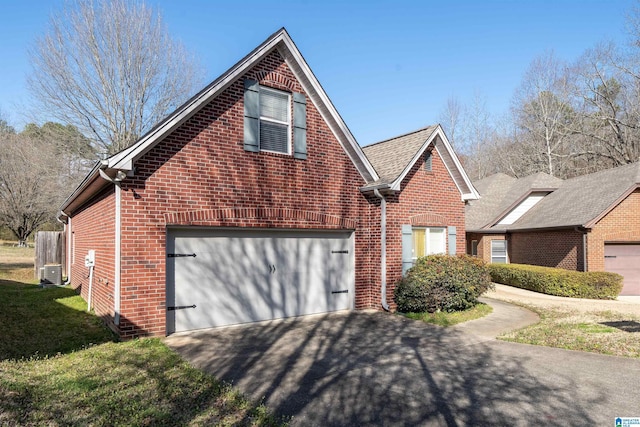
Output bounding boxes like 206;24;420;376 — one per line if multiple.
488;263;623;300
394;254;494;313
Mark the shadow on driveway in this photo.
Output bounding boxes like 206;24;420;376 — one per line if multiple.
166;311;636;426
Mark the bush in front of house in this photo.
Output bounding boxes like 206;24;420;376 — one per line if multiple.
488;263;623;299
394;254;494;313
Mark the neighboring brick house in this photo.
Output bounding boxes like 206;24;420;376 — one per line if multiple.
58;28;478;338
466;164;640;295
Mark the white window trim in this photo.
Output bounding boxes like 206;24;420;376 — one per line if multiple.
471;240;478;257
259;86;291;155
412;227;447;259
491;240;508;264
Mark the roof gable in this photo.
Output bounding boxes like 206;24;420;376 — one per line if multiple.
108;28;378;181
60;28;380;214
466;171;561;231
468;162;640;231
361;125;479;200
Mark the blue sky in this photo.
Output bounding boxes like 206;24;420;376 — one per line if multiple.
0;0;634;145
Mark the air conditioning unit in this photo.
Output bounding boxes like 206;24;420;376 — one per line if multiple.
42;264;62;286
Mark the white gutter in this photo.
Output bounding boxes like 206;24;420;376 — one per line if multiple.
373;189;390;311
114;182;122;325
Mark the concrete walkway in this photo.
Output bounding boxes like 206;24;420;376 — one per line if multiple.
166;299;640;426
486;283;640;315
452;297;539;338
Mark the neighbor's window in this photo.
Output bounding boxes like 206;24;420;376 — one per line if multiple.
491;240;507;264
259;86;290;154
412;227;446;259
471;240;478;257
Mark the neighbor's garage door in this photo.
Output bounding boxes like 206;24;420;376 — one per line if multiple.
604;244;640;296
166;228;354;334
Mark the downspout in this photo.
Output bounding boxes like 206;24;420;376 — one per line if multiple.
114;182;122;325
583;232;588;272
373;189;390;311
66;217;72;284
575;226;588;272
56;213;72;285
98;167;125;326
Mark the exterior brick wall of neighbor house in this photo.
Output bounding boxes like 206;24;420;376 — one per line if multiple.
509;230;584;271
588;189;640;271
465;232;507;264
68;187;117;331
384;145;466;308
108;50;379;337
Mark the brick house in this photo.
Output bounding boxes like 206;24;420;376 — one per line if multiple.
466;164;640;295
58;28;478;338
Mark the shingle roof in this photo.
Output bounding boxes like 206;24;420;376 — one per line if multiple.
362;125;438;184
468;162;640;232
466;172;562;230
511;162;640;230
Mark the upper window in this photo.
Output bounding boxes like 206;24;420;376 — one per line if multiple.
412;227;446;259
243;79;307;159
259;87;290;154
491;240;508;264
424;150;433;172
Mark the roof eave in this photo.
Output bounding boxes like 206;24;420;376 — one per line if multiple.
583;183;640;228
58;162;107;216
389;125;480;200
108;28;379;183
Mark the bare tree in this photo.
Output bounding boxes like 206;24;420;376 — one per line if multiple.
571;43;640;166
510;51;578;177
439;96;462;148
28;0;203;155
0;132;60;245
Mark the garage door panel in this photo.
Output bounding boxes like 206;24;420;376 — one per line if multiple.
604;244;640;296
167;229;354;333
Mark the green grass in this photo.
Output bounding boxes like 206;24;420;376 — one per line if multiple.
0;243;285;426
403;302;493;327
0;281;118;360
499;307;640;359
0;339;280;426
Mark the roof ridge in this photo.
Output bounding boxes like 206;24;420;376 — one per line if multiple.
563;161;640;183
362;124;437;149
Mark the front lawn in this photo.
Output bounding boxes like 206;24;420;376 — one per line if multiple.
403;303;493;327
0;244;284;426
499;306;640;359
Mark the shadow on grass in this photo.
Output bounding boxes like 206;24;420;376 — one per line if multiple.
601;320;640;333
0;278;117;361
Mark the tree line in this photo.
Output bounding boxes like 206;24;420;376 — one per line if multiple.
440;5;640;181
0;0;202;245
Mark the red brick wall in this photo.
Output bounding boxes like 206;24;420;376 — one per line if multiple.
465;232;506;263
384;144;466;307
509;230;584;270
69;187;117;331
589;189;640;271
68;49;468;338
112;49;377;337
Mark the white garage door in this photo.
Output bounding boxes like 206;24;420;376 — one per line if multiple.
166;228;354;334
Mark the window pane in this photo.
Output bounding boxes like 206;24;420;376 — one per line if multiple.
427;228;446;255
413;229;425;258
491;240;507;263
260;122;288;153
260;89;289;122
471;240;478;257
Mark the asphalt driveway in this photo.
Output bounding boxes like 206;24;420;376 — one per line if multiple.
165;304;640;426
